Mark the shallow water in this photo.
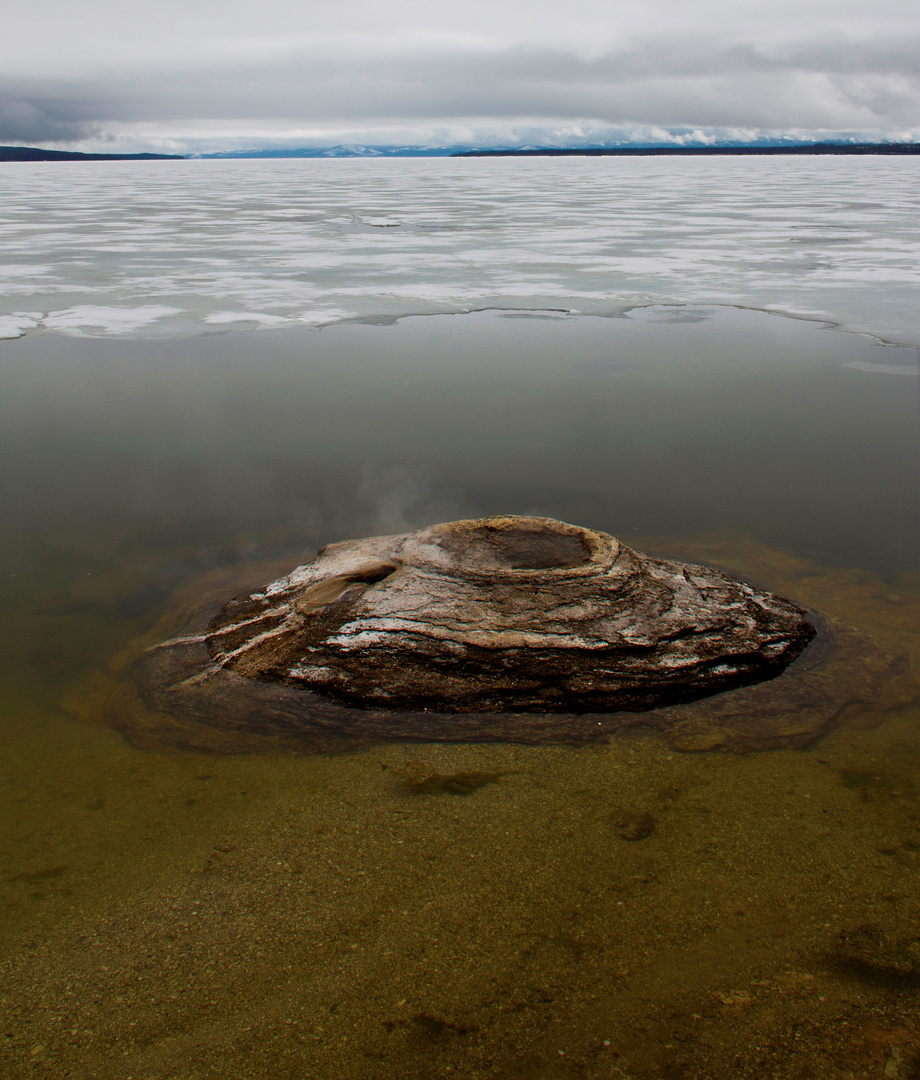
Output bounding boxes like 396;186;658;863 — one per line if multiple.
0;308;918;1079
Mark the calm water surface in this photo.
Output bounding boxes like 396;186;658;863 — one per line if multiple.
0;307;918;1079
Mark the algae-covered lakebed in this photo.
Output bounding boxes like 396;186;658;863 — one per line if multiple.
1;307;918;1079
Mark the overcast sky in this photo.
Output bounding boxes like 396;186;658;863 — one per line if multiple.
2;0;918;150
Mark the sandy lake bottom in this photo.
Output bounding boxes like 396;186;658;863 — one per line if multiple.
0;307;918;1079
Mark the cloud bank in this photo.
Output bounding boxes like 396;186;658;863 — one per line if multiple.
2;0;918;150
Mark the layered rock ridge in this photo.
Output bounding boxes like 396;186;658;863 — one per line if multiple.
201;516;816;713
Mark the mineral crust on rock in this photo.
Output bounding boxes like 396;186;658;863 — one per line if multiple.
158;516;816;715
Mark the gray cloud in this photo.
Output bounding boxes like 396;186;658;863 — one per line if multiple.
0;95;102;143
3;31;919;147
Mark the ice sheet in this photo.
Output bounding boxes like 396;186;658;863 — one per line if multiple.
0;157;917;343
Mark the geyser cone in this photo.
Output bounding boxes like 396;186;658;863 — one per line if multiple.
180;515;814;713
78;516;915;753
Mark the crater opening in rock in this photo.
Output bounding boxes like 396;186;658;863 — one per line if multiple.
348;561;399;585
438;523;591;571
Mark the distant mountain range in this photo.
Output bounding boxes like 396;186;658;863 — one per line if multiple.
456;143;920;157
3;141;918;163
198;141;920;159
195;145;459;158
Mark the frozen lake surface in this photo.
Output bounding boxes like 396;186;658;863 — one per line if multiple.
1;156;918;343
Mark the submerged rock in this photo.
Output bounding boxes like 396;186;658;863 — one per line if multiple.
88;517;912;754
387;760;507;794
612;811;657;842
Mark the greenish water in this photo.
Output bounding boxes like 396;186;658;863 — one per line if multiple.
0;308;918;1079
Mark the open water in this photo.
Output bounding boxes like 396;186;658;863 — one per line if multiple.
0;158;918;1080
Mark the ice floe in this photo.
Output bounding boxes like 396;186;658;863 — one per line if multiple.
40;305;183;335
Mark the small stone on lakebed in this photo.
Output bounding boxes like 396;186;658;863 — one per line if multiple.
612;811;657;841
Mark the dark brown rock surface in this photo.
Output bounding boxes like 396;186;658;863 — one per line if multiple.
194;516;815;713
